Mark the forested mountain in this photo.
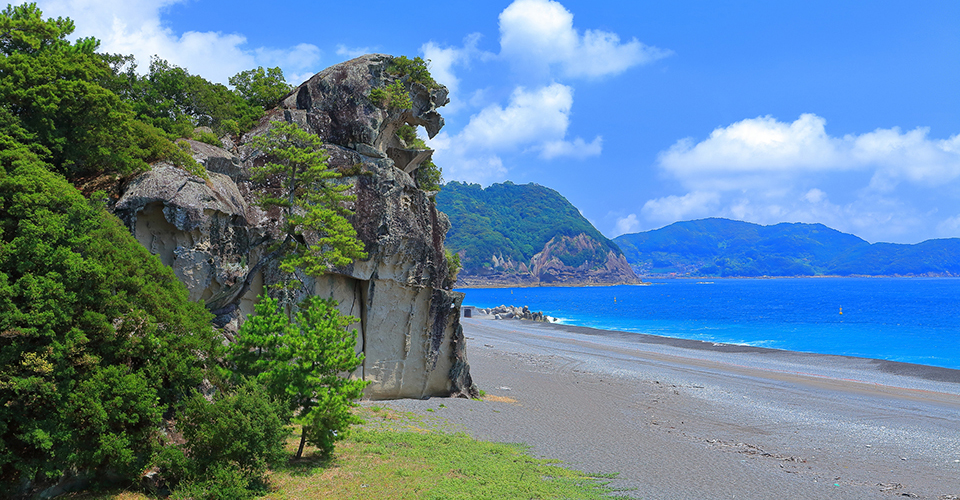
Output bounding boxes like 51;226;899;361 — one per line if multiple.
614;218;960;277
436;181;637;285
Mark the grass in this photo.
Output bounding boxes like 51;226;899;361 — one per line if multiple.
64;406;630;500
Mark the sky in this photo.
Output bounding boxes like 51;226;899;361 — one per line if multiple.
27;0;960;244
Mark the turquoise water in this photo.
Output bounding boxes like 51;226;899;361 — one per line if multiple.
457;278;960;370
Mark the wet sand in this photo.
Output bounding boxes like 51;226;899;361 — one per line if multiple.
367;316;960;499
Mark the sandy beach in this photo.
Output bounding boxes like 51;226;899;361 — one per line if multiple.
366;315;960;499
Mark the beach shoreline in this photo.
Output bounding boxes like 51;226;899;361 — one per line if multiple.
369;316;960;499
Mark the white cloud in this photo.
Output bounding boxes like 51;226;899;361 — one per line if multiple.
498;0;671;79
540;136;602;159
804;188;827;204
428;83;603;183
336;44;373;60
659;113;960;192
34;0;322;84
641;191;721;223
420;33;492;113
458;83;573;151
614;214;640;236
430;83;599;182
647;114;960;243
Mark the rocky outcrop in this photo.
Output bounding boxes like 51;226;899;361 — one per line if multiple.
476;305;557;322
456;233;640;287
112;55;476;400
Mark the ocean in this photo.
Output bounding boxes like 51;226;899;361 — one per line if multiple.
457;277;960;370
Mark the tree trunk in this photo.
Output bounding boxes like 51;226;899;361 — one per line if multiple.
296;427;307;458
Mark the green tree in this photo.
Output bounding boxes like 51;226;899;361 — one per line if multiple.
0;3;147;177
229;295;367;458
229;66;293;110
113;57;263;138
249;121;366;276
229;120;369;459
0;149;217;492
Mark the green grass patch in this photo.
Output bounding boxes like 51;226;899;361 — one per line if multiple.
63;407;629;499
268;428;627;499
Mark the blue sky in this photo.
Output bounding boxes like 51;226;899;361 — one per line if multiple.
31;0;960;244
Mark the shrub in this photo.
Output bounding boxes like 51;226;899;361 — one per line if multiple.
158;380;287;499
386;55;439;89
0;155;217;493
444;248;462;288
194;130;223;148
369;81;412;110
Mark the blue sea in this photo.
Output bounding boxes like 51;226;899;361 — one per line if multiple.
457;278;960;370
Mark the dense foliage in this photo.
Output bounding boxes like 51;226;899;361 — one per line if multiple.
110;56;269;140
436;181;621;272
0;154;217;492
613;218;960;277
385;55;439;89
158;380;288;499
229;65;293;110
0;3;148;178
0;5;326;496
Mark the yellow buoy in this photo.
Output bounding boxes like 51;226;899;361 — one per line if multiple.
839;307;843;315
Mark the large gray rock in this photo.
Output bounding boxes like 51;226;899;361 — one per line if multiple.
112;55;476;400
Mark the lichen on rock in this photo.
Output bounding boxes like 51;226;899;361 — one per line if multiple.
112;54;476;400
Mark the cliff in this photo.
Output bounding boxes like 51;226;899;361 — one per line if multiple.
112;54;476;399
436;181;639;287
455;233;638;286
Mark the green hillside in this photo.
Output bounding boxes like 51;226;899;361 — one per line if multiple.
613;218;960;277
436;181;620;272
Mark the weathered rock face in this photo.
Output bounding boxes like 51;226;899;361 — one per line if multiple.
456;233;640;287
112;55;476;400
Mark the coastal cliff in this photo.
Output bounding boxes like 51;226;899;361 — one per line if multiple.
455;233;638;287
112;55;476;400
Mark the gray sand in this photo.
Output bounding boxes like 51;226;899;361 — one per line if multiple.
365;316;960;499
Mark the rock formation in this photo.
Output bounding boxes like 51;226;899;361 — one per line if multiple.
456;233;639;287
112;54;476;400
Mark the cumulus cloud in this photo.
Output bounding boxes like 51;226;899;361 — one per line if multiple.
498;0;670;79
425;0;669;184
457;83;573;151
639;113;960;242
430;83;602;180
659;113;960;191
614;214;641;236
34;0;321;84
429;130;507;185
937;214;960;237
